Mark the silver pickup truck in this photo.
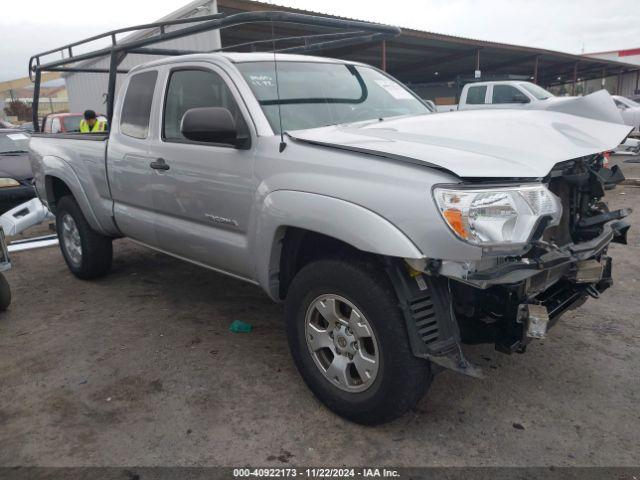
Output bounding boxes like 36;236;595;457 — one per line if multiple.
29;47;633;424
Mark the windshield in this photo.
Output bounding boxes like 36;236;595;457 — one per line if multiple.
519;82;554;100
236;61;431;132
0;132;29;153
62;115;83;132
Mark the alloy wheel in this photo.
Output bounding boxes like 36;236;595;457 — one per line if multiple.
304;294;379;393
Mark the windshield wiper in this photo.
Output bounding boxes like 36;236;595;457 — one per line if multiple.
0;150;28;154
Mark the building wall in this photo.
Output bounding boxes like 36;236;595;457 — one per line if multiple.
584;49;640;96
578;72;639;97
620;70;640;96
585;49;640;66
65;1;220;114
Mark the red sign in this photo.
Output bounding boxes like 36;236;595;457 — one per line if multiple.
619;48;640;57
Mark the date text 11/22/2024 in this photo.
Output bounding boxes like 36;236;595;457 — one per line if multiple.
233;468;401;478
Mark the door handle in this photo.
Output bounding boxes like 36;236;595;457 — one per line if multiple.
149;158;170;171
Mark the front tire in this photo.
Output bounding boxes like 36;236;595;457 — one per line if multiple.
56;195;112;279
285;257;432;424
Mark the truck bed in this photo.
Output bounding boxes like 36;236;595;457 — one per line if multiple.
29;134;119;237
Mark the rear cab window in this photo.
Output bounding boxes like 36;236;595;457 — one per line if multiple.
465;86;487;105
120;70;158;139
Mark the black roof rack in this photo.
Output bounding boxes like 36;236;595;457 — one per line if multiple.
29;10;401;131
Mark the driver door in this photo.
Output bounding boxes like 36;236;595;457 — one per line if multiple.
146;64;256;279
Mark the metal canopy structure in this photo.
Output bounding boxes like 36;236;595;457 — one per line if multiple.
216;0;640;95
28;10;400;130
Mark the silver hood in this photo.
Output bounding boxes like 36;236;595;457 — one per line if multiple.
289;109;632;178
536;90;625;125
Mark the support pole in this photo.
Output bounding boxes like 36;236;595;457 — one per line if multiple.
533;55;539;84
381;39;387;72
106;50;127;128
635;69;639;93
571;62;578;95
475;49;481;72
616;70;622;94
32;68;41;132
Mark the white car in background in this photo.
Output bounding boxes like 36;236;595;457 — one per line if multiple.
613;95;640;133
456;81;624;124
434;81;639;154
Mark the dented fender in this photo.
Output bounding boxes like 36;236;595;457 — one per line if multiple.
252;190;423;300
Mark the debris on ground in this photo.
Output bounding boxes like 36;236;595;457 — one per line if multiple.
229;320;252;333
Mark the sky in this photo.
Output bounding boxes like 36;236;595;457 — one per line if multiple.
1;0;639;82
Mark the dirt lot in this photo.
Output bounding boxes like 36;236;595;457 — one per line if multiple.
0;175;639;467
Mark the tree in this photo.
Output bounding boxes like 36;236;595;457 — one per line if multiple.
3;100;32;122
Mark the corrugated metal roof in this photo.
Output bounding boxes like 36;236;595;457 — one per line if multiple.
218;0;639;69
60;0;639;88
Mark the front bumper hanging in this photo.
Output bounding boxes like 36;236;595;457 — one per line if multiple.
385;258;483;378
386;226;618;376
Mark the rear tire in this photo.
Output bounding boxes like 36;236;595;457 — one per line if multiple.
285;257;432;424
56;195;112;279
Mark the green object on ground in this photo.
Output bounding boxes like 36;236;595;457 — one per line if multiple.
229;320;252;333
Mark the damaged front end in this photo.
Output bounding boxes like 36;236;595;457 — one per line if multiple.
388;154;630;377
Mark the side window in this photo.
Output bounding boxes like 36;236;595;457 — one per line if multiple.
466;86;487;105
120;70;158;139
51;118;61;134
163;69;247;143
492;85;529;104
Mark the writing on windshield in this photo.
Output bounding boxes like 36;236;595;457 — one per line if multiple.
237;61;430;132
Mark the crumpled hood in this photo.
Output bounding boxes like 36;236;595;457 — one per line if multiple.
536;90;625;125
289;109;632;178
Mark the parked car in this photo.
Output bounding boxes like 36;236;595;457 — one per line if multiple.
457;80;552;110
0;120;15;129
612;95;640;133
41;113;84;134
30;53;632;424
0;129;36;213
454;81;624;125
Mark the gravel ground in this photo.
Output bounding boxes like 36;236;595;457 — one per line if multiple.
0;177;638;468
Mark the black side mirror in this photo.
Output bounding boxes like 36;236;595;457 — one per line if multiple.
181;107;240;146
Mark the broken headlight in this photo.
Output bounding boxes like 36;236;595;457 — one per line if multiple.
433;184;562;247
